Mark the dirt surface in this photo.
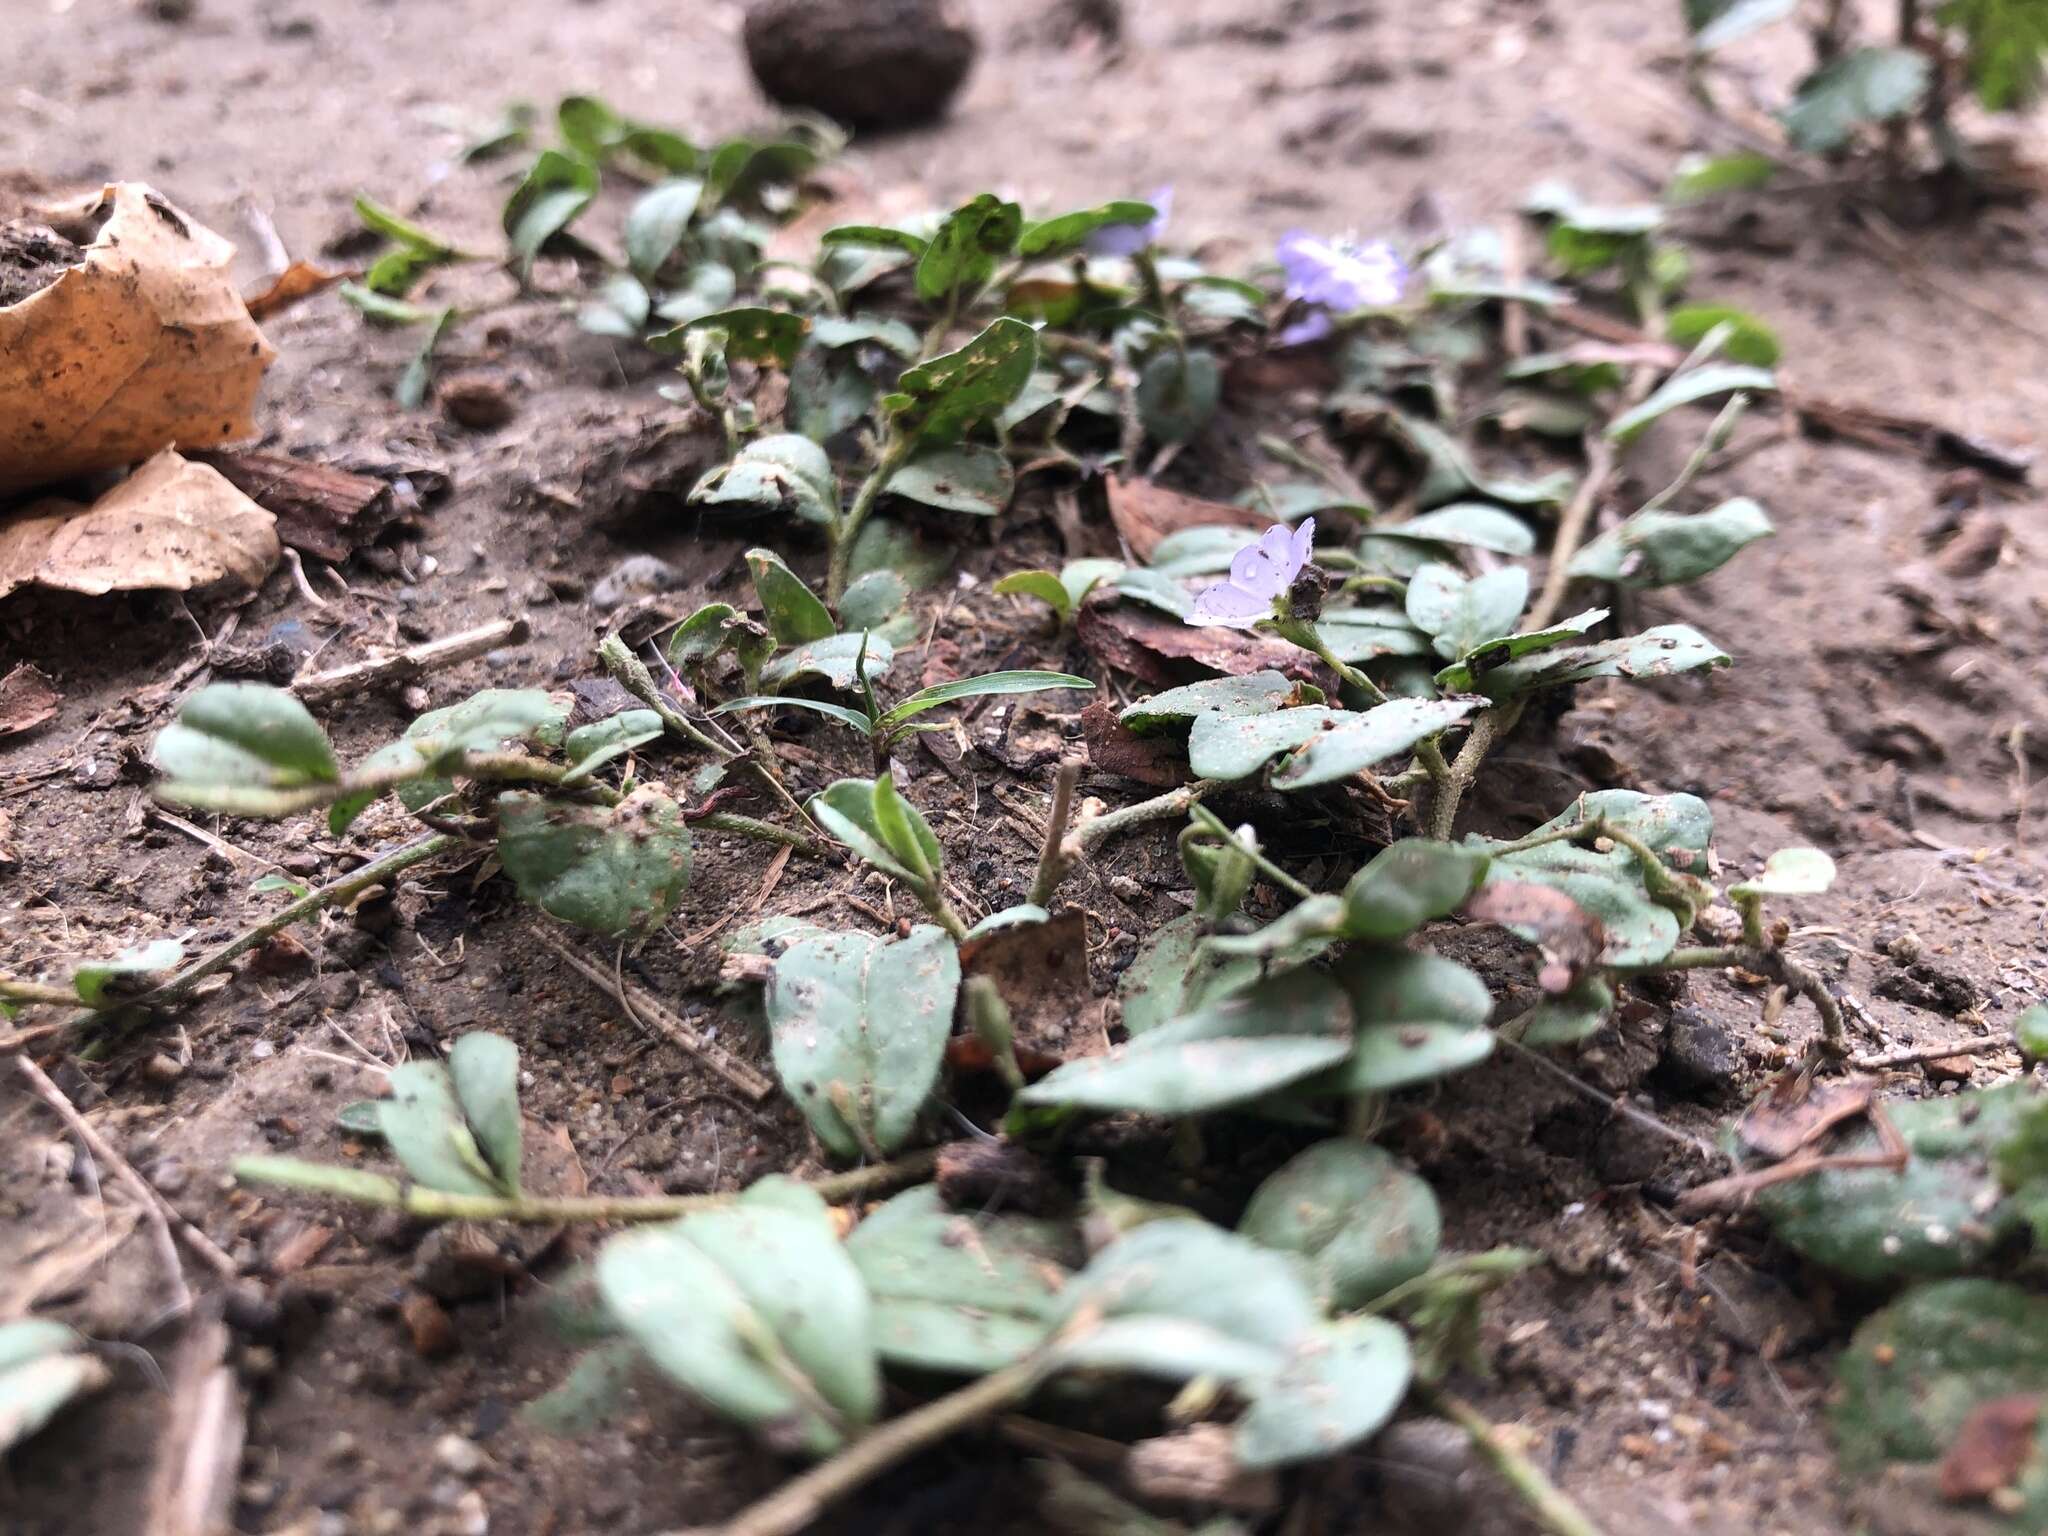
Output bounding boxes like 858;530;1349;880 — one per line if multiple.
5;1;2048;1534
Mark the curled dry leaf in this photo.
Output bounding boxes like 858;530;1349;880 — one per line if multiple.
1736;1072;1878;1163
1462;879;1606;994
243;259;347;321
0;664;61;739
0;450;278;599
1077;596;1333;691
1105;476;1269;562
0;183;276;495
957;908;1101;1066
1938;1394;2040;1502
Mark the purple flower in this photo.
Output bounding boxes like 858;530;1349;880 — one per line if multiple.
1276;232;1406;310
1190;518;1316;629
1086;187;1173;258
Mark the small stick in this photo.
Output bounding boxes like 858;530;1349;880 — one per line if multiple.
1850;1037;2008;1072
17;1054;238;1284
1422;1387;1608;1536
685;1361;1042;1536
143;1308;246;1536
530;925;774;1101
291;618;530;707
1026;758;1084;907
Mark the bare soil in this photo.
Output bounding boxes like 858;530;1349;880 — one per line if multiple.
4;2;2047;1535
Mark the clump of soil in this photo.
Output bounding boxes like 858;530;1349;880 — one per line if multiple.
743;0;977;128
0;222;85;307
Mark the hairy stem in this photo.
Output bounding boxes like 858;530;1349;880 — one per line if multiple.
1423;701;1523;841
598;636;740;763
699;1362;1042;1536
1072;780;1220;858
1026;758;1084;908
693;812;827;860
828;434;916;606
1187;804;1315;900
1422;1387;1609;1536
0;977;80;1007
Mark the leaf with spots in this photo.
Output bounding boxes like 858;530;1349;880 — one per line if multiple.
494;786;693;940
883;318;1039;445
1239;1140;1442;1310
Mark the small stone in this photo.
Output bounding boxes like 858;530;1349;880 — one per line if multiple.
439;370;518;431
1925;1054;1978;1083
400;1290;458;1357
453;1489;490;1536
1658;1006;1741;1098
434;1433;489;1479
591;554;682;612
142;1052;185;1084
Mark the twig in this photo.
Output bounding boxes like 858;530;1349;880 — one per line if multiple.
685;1361;1042;1536
17;1054;238;1285
1850;1036;2008;1072
597;635;743;763
147;808;286;875
292;618;530;707
1026;758;1084;907
1421;1387;1608;1536
1528;435;1619;633
1071;780;1221;857
694;811;827;860
234;1147;940;1223
279;548;336;615
528;925;774;1100
143;1308;246;1536
138;833;460;1008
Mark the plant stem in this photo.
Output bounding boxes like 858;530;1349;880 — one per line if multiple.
0;977;80;1007
702;1362;1043;1536
1071;780;1220;858
1283;617;1465;823
694;812;827;860
1026;758;1084;908
1187;804;1315;900
828;435;915;606
1422;1387;1608;1536
141;833;461;1007
598;636;740;762
1638;394;1747;514
1424;702;1524;841
237;1147;940;1223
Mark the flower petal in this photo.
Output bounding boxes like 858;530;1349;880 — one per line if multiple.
1190;581;1274;628
1277;310;1334;347
1287;517;1317;579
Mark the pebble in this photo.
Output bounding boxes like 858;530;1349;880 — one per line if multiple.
400;1290;458;1357
434;1433;488;1479
1658;1006;1741;1096
591;554;682;611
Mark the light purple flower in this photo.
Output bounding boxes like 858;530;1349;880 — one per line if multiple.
1276;232;1406;310
1086;187;1173;258
1190;518;1316;629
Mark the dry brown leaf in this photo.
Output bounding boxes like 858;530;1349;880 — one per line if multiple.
1105;476;1268;561
1463;880;1606;994
0;450;279;599
1076;595;1333;691
0;663;61;738
1736;1073;1878;1162
957;908;1099;1067
244;258;346;321
1939;1395;2040;1502
0;183;276;496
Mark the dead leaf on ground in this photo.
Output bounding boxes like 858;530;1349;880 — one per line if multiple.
957;908;1102;1068
0;663;61;739
0;183;276;496
244;259;347;321
1464;880;1606;994
1076;595;1334;691
1939;1395;2040;1502
1081;699;1188;788
1736;1072;1878;1162
1105;476;1268;561
0;449;279;599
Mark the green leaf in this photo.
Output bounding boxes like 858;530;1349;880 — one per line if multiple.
72;938;184;1008
1607;364;1776;443
1685;0;1797;48
763;632;895;692
394;306;456;411
808;315;922;357
846;1186;1081;1374
1187;706;1349;781
746;547;836;645
1119;671;1298;733
1432;608;1608;692
624;177;705;279
871;772;940;883
1404;564;1529;661
377;1060;503;1197
153;683;339;794
0;1322;107;1456
1666;305;1780;367
1233;1315;1412;1469
765;926;960;1159
885;318;1039;445
653;262;739;325
788;344;880;442
879;671;1094;731
447;1032;522;1194
838;570;909;632
1018;200;1158;257
916;193;1023;304
525;1341;640;1435
597;1189;878;1456
695;437;839;525
495;786;693;939
1665;150;1779;203
354;194;460;259
656;306;809;368
503;149;600;271
343;688;564;831
885;444;1015;516
712;695;874;735
1271;696;1486;791
1018;968;1354;1117
992;570;1074;620
1943;0;2048;111
1374;503;1538;554
807;776;941;886
1315;608;1434;665
1468;624;1731;698
1119;913;1261;1038
1150;526;1263;577
1521;976;1616;1044
250;873;309;900
1567;498;1773;587
1342;840;1491;941
577;273;651;338
1239;1140;1441;1309
560;710;665;786
818;224;929;260
1754;1087;2039;1281
1729;847;1836;898
340;281;442;325
232;1155;403;1204
1783;47;1931;152
1136;350;1222;445
2017;1003;2048;1058
1310;947;1495;1094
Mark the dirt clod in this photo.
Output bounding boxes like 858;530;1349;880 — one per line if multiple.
743;0;978;129
439;369;518;432
0;221;84;307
